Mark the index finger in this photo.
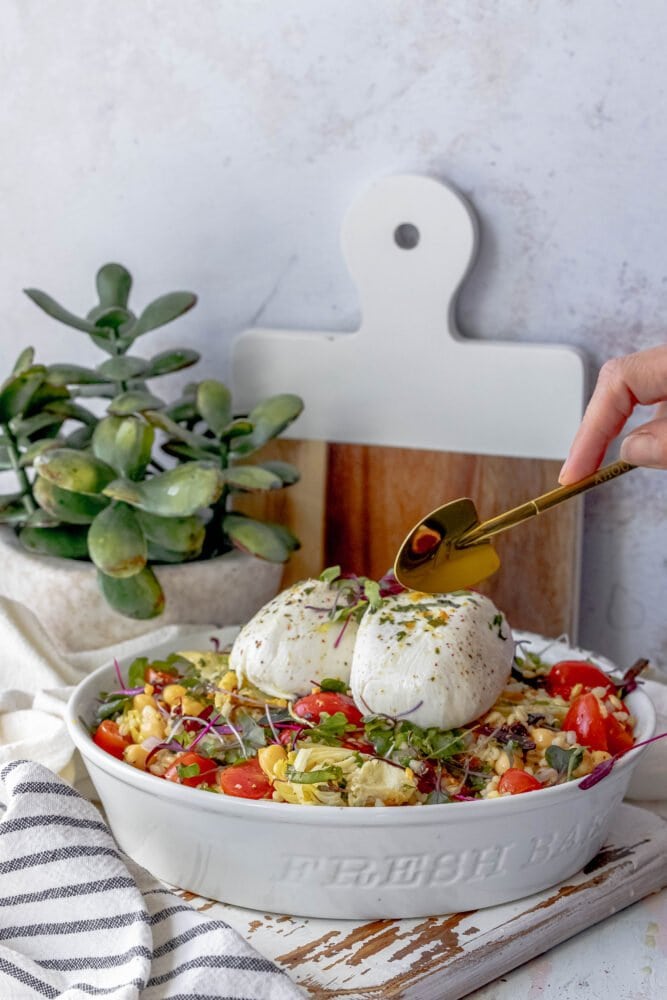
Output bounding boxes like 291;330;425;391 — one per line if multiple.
559;345;667;484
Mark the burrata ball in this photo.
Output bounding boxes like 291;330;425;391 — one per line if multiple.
229;578;359;698
349;590;513;729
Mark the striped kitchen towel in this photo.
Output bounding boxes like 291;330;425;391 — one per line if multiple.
0;760;304;1000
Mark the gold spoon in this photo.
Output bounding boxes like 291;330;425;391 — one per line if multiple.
394;459;634;593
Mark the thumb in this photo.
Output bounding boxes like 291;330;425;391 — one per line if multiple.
620;417;667;469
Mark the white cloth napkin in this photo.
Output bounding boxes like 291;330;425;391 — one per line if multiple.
0;597;305;998
0;759;303;999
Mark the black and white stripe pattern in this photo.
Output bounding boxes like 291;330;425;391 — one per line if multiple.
0;761;304;999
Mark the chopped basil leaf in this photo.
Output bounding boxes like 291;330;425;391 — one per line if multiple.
545;744;584;780
177;762;201;779
307;711;355;745
319;565;341;585
127;657;149;687
319;678;348;694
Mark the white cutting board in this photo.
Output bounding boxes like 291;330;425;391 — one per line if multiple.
232;173;585;460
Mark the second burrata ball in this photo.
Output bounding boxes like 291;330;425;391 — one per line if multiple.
229;578;359;698
349;591;514;729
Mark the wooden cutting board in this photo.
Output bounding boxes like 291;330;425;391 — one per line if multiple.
232;175;586;638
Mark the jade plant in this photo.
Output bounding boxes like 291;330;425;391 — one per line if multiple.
0;263;302;619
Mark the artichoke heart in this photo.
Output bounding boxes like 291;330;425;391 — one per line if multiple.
347;759;420;807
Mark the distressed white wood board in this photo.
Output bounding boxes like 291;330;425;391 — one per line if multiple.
232;173;585;461
171;804;667;1000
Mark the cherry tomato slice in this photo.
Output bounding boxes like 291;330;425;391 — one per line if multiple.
93;720;131;760
605;714;635;755
562;692;609;752
219;758;273;799
293;690;363;726
497;769;543;795
545;661;615;700
164;752;218;787
145;667;178;687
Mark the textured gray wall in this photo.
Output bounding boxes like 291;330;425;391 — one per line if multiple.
1;1;665;669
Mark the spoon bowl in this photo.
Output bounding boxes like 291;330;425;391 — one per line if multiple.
394;459;634;593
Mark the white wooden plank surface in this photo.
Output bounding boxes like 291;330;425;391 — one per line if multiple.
232;174;585;460
171;804;667;999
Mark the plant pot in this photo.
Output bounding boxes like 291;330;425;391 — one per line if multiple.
0;527;283;654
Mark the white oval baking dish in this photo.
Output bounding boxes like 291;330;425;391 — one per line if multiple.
67;628;655;918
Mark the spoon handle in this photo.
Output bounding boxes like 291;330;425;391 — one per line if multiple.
457;460;635;547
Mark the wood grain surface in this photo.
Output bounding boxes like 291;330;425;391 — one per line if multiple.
234;439;581;638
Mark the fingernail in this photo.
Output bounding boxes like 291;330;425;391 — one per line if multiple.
558;460;570;484
620;431;659;465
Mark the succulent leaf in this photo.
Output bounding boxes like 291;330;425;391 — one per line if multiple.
231;393;303;456
223;514;295;562
145;541;189;563
125;292;197;340
12;348;35;376
108;390;165;415
221;465;283;492
219;418;253;441
66;425;95;449
43;400;98;426
88;503;147;577
97;356;148;381
48;364;108;386
34;448;116;494
146;349;200;378
87;306;135;332
13;412;65;441
97;565;165;619
144;410;217;454
95;263;132;309
92;415;154;480
137;510;205;556
103;462;223;517
259;460;300;485
19;524;90;559
23;289;104;335
34;477;109;524
18;438;64;468
196;380;232;436
0;493;26;524
0;369;46;423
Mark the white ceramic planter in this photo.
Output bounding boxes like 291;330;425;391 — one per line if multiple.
0;528;282;653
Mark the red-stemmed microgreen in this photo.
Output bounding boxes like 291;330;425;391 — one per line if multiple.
579;730;666;790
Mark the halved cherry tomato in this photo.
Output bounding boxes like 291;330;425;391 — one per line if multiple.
605;714;635;755
219;757;273;799
562;692;609;752
498;769;543;795
93;720;131;760
341;735;376;755
145;667;178;687
293;691;363;726
546;661;615;700
164;751;218;787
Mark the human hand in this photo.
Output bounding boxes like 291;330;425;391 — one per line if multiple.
559;345;667;485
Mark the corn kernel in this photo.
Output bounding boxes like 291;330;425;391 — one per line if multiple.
163;684;187;707
258;744;287;778
218;671;238;692
181;695;205;717
133;693;157;711
124;744;149;770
